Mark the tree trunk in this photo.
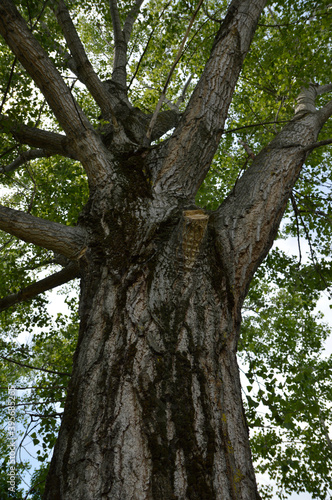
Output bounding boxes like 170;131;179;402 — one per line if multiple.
43;107;326;500
44;200;259;499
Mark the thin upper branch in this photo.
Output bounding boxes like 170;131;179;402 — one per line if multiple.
224;119;289;134
0;261;79;312
53;0;117;122
109;0;144;88
127;1;171;91
123;0;145;44
319;409;332;453
109;0;127;88
0;354;70;376
0;205;87;259
0;56;16;114
0;0;91;138
145;0;204;143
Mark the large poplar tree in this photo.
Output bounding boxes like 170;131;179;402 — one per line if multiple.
0;0;332;498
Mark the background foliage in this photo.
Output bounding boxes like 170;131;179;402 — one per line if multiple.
0;0;332;498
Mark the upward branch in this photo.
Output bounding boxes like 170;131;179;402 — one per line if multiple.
109;0;144;88
0;0;90;138
109;0;127;88
212;110;324;297
122;0;145;44
152;0;267;197
54;0;117;123
0;0;113;186
145;0;204;143
0;205;86;259
0;261;79;312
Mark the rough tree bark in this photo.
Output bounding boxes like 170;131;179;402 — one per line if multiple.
0;0;332;499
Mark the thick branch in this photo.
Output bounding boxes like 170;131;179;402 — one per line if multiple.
299;83;332;126
152;0;267;196
212;111;323;296
0;205;86;259
302;137;332;152
109;0;127;88
0;0;113;186
0;115;77;158
0;261;79;312
0;0;91;137
122;0;145;44
317;96;332;126
295;84;318;114
1;149;53;173
54;0;117;122
293;83;332;124
316;83;332;95
109;0;145;88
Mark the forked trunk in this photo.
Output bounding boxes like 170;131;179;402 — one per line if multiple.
45;201;259;499
1;1;332;499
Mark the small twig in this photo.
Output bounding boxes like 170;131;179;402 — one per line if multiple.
0;57;16;115
0;354;71;377
34;100;46;129
319;409;332;453
175;74;193;108
26;166;37;214
0;237;15;253
225;119;289;134
0;385;65;390
297;208;331;292
202;3;222;23
239;140;256;160
274;96;285;132
290;192;302;266
128;27;156;90
23;478;47;500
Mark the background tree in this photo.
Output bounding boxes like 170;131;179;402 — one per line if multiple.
0;0;332;499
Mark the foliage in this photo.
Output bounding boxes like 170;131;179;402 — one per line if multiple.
239;251;332;499
0;0;332;498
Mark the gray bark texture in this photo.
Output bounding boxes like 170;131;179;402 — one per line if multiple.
0;0;331;498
